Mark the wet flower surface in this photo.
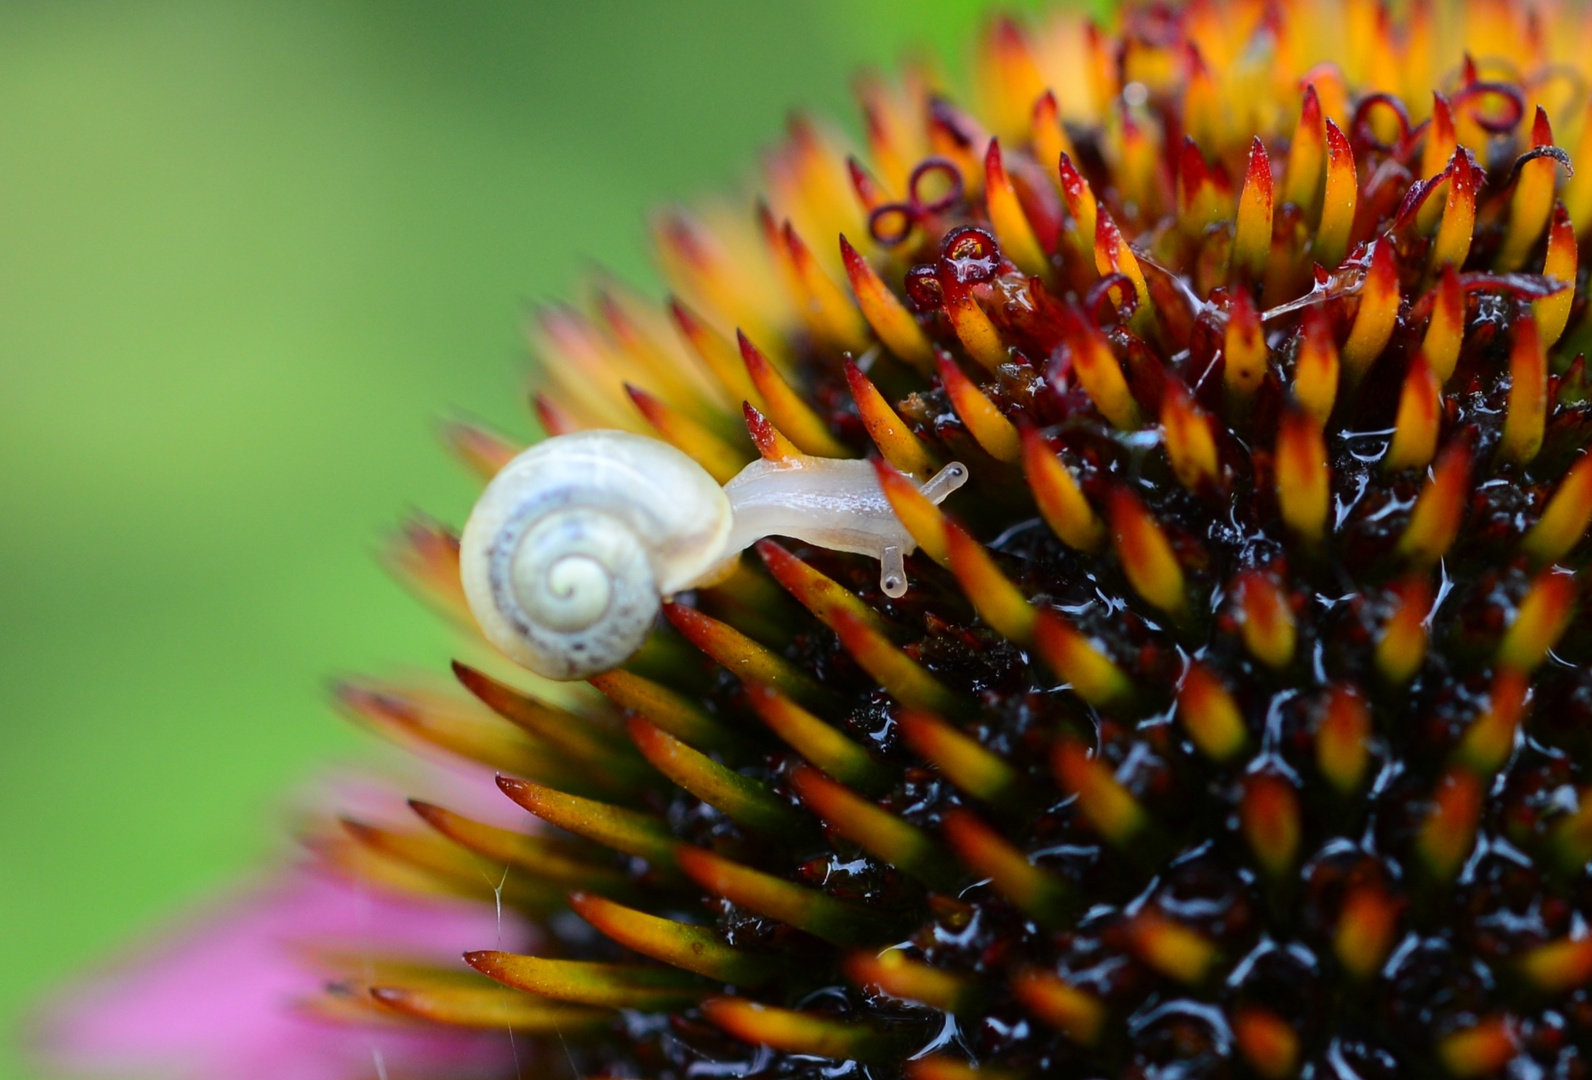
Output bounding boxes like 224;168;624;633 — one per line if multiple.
39;1;1592;1077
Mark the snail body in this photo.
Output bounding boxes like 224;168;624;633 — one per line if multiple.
720;455;966;599
460;430;966;680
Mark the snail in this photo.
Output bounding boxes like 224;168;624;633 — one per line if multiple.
459;429;968;680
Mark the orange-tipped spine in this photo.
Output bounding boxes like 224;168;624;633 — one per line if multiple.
1342;241;1399;383
1396;442;1471;566
1497;568;1578;674
627;383;750;484
496;776;678;870
941;809;1070;926
675;845;886;947
1421;266;1465;383
1232;138;1274;281
663;602;829;709
829;609;963;716
1497;107;1560;272
1522;454;1592;565
1314;118;1357;269
1224;288;1268;406
844;950;978;1013
843;359;935;477
1033;609;1132;709
782;221;872;354
1315;686;1372;795
1537;203;1577;346
1416;768;1483;882
938;353;1021;462
702;997;905;1062
1107;489;1190;621
1177;663;1248;763
898;708;1021;807
1293;305;1340;423
1499;313;1546;466
743;682;894;795
464;951;701;1010
739;331;848;457
790;765;959;891
627;719;806;836
1053;738;1151;848
1162;381;1219;493
839;235;935;372
943;521;1038;644
1241;773;1302;877
1430;149;1478;272
1011;970;1107;1046
1021;428;1106;551
1275;408;1330;544
984;139;1048;278
1283;86;1326;219
1384;354;1441;473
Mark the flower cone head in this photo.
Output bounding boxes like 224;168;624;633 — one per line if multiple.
45;3;1592;1079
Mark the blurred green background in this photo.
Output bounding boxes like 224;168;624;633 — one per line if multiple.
0;1;1077;1076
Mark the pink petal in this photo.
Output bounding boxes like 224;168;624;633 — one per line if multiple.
31;865;526;1080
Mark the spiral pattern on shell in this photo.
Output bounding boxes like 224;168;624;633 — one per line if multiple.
459;430;733;680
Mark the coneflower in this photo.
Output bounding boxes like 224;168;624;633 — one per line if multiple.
46;1;1592;1078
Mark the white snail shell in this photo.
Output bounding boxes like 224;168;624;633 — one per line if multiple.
461;428;968;681
459;430;733;680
